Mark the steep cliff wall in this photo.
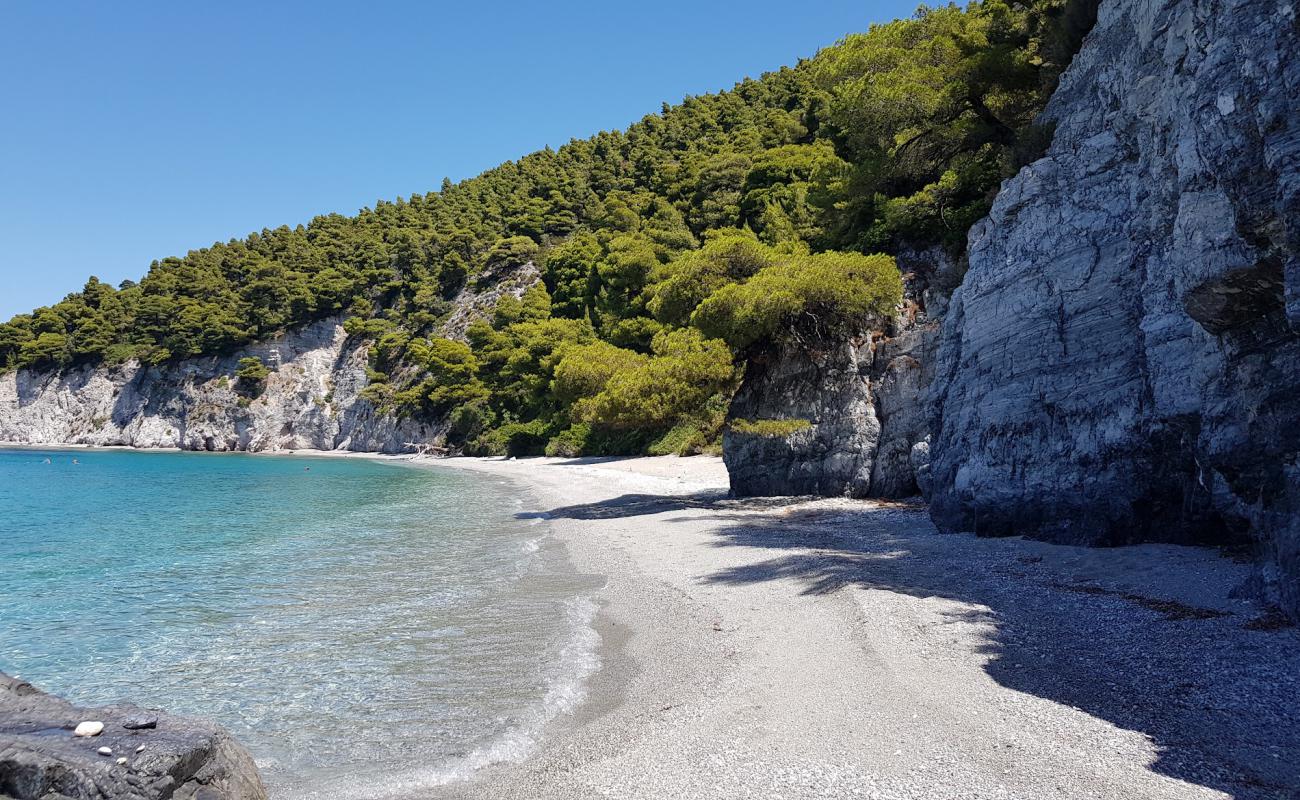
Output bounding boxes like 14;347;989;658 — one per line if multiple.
927;0;1300;613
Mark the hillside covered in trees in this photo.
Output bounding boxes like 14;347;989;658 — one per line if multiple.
0;0;1096;456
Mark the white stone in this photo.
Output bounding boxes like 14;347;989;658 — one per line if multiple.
116;757;127;765
73;721;103;737
97;746;112;756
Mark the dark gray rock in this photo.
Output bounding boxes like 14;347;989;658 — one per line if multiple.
724;337;880;498
723;247;947;499
0;672;267;800
927;0;1300;616
121;716;157;731
868;324;936;498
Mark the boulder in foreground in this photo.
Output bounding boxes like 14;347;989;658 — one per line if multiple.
0;672;266;800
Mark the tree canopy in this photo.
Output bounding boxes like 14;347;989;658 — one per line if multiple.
0;0;1095;456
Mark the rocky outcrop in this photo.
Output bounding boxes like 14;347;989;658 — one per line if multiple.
926;0;1300;614
0;261;544;453
440;260;542;342
0;672;266;800
724;337;881;497
0;317;442;453
724;248;951;498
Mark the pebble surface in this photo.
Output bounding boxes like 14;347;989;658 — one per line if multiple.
427;455;1300;800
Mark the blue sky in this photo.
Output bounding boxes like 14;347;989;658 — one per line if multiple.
0;1;917;320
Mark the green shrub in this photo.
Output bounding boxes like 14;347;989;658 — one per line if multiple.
343;316;395;339
235;356;269;380
359;382;392;405
545;423;593;457
485;236;540;269
692;251;902;351
405;337;489;414
234;357;270;392
448;400;495;442
729;417;813;438
648;230;777;326
647;422;711;456
551;341;649;406
478;419;552;457
574;328;736;431
103;343;139;366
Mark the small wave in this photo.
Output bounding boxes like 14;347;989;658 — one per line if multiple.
307;595;601;799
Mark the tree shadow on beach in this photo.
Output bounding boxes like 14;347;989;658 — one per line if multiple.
518;490;798;521
528;492;1300;800
703;503;1300;800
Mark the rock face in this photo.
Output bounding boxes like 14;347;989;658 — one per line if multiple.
927;0;1300;614
724;337;881;498
0;260;541;453
440;259;542;342
0;317;440;453
0;672;267;800
724;249;950;498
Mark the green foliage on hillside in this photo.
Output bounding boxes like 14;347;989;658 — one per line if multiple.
234;356;270;382
0;0;1095;456
234;356;270;397
690;246;902;351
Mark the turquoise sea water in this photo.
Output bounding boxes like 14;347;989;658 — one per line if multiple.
0;448;599;798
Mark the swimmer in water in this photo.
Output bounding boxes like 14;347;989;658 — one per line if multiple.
42;457;51;464
72;458;79;464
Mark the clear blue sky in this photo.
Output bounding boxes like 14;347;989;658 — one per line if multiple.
0;1;916;320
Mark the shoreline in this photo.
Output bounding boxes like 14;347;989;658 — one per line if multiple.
0;443;606;799
5;445;1298;798
421;455;1299;800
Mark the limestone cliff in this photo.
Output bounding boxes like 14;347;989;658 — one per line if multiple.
926;0;1300;614
0;316;440;452
0;261;541;453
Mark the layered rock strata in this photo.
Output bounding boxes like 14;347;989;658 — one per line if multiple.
926;0;1300;614
724;248;952;498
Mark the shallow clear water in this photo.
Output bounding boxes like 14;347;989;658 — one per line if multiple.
0;448;599;798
